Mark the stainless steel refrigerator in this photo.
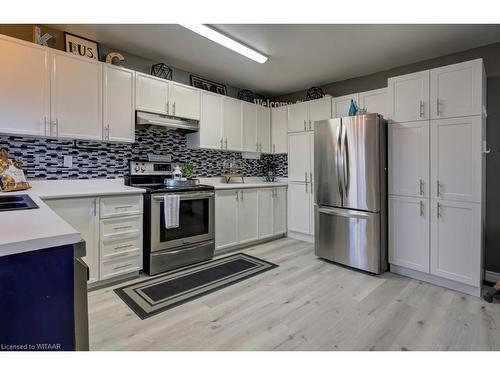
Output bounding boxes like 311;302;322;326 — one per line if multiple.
314;113;387;274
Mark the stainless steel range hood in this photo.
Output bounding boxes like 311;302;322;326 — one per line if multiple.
136;111;199;132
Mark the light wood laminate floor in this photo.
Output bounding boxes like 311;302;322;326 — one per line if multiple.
88;238;500;350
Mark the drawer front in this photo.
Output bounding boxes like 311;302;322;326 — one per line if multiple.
101;215;142;239
100;253;141;280
100;195;143;218
101;235;142;259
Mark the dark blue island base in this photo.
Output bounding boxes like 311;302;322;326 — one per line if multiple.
0;244;79;351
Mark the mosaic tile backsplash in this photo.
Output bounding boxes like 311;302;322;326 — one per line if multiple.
0;125;288;180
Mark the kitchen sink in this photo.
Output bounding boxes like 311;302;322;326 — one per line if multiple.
0;194;39;212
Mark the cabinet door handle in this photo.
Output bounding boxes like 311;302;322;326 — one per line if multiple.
93;198;97;217
310;172;313;193
436;98;440;117
173;102;176;116
105;124;110;140
115;205;134;209
225;138;228;149
436;180;440;197
166;101;169;115
420;200;424;217
51;118;59;137
235;191;239;201
437;202;441;218
304;120;306;131
309;120;312;130
44;116;48;136
240;190;244;200
305;172;308;184
419;179;424;196
220;138;224;149
419;101;424;118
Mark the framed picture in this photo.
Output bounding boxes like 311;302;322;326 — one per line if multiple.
64;32;100;61
190;75;227;96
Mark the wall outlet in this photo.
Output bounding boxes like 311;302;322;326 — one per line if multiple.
63;155;73;168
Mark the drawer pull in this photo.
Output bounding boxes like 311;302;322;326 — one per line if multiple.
114;205;134;209
114;225;133;231
114;244;133;250
113;263;133;270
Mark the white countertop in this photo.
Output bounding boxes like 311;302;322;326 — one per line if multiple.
29;178;146;199
200;177;288;190
0;179;145;257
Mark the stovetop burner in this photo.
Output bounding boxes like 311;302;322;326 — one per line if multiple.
125;160;214;193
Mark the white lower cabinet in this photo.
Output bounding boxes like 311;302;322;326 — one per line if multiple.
215;187;287;252
273;187;287;235
44;197;100;283
430;199;481;286
45;194;143;285
287;182;312;235
389;196;430;273
215;190;239;251
238;189;259;244
258;189;275;239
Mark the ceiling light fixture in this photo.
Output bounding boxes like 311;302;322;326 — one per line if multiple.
180;24;268;64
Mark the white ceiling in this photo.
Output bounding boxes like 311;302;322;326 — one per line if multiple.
53;24;500;96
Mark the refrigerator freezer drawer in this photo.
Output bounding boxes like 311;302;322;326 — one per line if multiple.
314;205;386;274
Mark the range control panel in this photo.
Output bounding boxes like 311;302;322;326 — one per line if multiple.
129;161;173;175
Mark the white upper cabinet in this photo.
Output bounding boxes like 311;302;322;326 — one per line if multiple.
242;101;258;152
50;50;102;140
388;121;430;198
222;97;243;151
271;106;288;154
0;35;49;137
135;72;169;115
332;93;359;118
103;65;135;143
169;81;200;120
288;132;312;183
430;116;482;203
308;96;332;131
186;91;223;150
430;199;481;286
257;105;271;153
430;59;484;119
389;195;430;273
287;101;309;133
359;88;388;119
388;71;430;122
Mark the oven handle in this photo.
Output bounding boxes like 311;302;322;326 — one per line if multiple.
152;192;214;201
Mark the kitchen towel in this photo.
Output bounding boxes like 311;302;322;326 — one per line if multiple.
164;194;180;229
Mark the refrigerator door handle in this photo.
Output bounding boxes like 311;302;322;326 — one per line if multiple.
318;206;371;219
336;123;344;199
341;122;349;197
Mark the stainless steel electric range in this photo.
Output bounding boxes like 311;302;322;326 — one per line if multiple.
125;160;215;275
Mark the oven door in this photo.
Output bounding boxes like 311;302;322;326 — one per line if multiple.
150;191;215;252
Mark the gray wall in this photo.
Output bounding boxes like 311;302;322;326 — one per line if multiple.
274;41;500;274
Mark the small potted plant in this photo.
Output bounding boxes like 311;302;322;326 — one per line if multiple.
181;163;197;180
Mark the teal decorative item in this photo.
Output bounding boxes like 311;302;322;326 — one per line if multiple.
348;99;358;116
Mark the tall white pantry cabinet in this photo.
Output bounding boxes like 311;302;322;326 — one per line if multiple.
387;59;486;296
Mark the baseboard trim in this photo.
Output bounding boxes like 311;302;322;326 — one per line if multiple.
88;271;140;291
287;230;314;243
215;234;286;256
390;264;482;297
485;270;500;283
